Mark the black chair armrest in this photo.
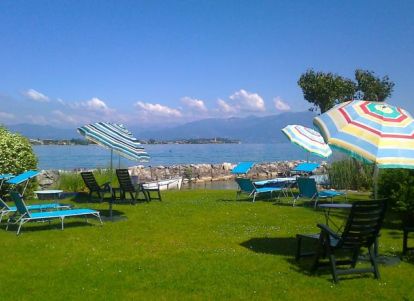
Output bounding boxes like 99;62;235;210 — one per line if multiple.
101;182;112;190
317;223;340;239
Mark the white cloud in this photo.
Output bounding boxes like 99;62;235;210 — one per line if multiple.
134;101;182;117
83;97;109;112
0;111;15;120
229;89;265;112
23;89;49;102
274;97;291;111
181;97;207;112
217;99;237;114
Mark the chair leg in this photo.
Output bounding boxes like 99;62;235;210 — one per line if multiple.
328;251;339;283
351;248;360;268
252;192;256;202
369;246;381;279
16;220;24;235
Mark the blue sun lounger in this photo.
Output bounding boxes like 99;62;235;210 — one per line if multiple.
231;162;255;175
295;177;345;207
291;162;320;174
235;178;282;202
6;170;40;196
7;191;102;235
0;198;71;222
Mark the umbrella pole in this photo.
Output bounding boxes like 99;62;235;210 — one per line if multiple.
373;164;379;199
306;151;310;163
110;149;113;171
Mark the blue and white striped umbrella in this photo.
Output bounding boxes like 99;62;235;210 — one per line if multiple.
77;122;149;162
282;125;332;158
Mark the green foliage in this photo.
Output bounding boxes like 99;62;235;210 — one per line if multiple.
355;69;394;102
378;169;414;214
298;69;395;113
0;126;38;195
298;70;356;113
57;172;85;192
328;159;373;191
183;167;193;181
57;169;118;192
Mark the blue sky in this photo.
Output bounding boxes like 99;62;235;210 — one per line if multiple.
0;0;413;128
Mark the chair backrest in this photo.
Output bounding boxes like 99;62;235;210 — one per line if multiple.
6;170;39;185
338;200;387;249
231;162;255;175
235;177;256;193
116;169;135;192
297;177;318;198
81;172;100;192
10;191;31;217
292;162;320;174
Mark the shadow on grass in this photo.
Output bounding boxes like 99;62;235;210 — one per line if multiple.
240;236;297;256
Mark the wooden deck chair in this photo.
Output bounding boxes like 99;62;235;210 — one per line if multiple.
307;200;387;283
81;172;113;202
115;169;149;203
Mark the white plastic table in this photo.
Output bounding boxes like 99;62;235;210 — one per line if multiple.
34;190;63;203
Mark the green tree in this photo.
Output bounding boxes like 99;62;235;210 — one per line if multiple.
355;69;395;102
0;126;38;195
298;70;356;113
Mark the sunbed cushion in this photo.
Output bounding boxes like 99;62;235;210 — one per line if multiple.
28;209;99;219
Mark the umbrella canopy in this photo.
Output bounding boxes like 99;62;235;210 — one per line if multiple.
281;125;332;158
77;122;150;162
313;100;414;169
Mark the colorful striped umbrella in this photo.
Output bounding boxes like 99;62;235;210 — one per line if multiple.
77;122;150;164
282;125;332;158
313;100;414;169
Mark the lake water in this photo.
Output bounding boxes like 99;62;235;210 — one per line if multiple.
33;143;329;170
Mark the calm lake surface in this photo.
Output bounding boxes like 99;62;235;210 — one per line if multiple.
33;143;328;170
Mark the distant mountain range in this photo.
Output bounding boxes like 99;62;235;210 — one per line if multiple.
6;111;316;143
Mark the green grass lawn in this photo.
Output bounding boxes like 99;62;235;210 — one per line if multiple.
1;190;413;300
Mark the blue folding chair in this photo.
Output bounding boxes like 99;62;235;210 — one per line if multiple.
7;191;102;235
235;178;282;202
295;177;345;207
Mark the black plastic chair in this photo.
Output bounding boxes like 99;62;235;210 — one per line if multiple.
302;200;387;283
115;169;148;204
80;172;113;202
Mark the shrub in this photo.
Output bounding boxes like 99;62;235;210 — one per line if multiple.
378;169;414;216
57;169;118;192
57;172;86;192
0;126;37;196
327;158;373;191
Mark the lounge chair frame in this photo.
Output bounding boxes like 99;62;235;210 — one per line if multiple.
235;177;282;202
7;191;102;235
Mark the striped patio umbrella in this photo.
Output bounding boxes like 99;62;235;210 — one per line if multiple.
313;100;414;169
282;125;332;158
77;122;149;165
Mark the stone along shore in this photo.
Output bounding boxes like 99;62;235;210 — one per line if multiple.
37;160;328;189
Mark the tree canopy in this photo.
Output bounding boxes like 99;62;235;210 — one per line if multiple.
355;69;394;102
298;70;356;113
298;69;395;113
